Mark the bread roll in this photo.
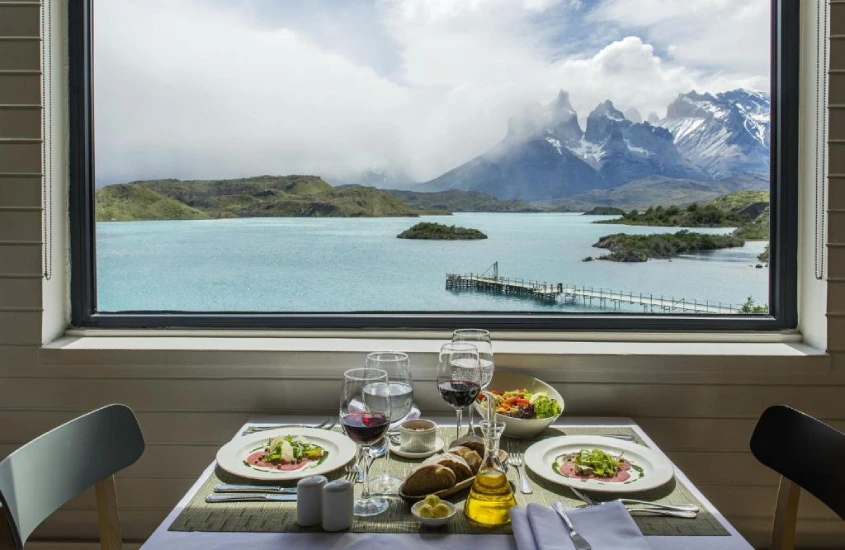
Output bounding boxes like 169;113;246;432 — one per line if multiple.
450;446;482;474
424;452;473;482
403;464;457;496
450;435;485;456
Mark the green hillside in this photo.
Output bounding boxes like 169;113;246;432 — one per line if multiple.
386;189;539;212
706;190;769;215
539;174;768;212
96;175;430;221
96;184;210;221
595;191;770;237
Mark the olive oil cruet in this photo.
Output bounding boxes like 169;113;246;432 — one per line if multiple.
464;391;516;525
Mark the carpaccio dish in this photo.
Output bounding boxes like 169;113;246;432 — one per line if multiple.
244;435;328;472
553;448;645;484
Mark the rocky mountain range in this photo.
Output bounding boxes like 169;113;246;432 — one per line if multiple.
660;90;770;178
419;89;770;202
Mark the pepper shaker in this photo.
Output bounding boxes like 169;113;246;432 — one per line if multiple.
296;475;327;527
321;479;354;531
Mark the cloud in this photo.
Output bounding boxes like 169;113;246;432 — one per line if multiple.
591;0;770;76
94;0;770;185
546;36;767;125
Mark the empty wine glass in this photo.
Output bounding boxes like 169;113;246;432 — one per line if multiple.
452;329;494;436
364;351;413;495
340;367;392;517
437;342;481;442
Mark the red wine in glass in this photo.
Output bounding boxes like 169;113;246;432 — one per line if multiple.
341;411;390;444
438;380;481;408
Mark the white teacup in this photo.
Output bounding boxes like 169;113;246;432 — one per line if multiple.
399;419;437;452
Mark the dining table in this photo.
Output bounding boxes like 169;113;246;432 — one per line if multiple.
141;415;754;550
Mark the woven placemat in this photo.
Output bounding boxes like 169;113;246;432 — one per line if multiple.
168;426;728;537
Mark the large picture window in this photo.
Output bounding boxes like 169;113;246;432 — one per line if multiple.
70;0;798;330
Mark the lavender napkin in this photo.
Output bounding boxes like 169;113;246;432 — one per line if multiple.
510;502;652;550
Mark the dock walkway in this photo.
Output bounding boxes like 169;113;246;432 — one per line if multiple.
445;272;741;314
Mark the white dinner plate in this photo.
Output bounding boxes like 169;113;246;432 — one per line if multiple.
216;427;358;482
523;435;674;493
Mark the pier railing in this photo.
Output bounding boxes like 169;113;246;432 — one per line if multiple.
446;273;742;314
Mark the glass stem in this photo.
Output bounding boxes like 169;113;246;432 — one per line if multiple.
455;409;463;441
467;404;474;436
361;446;372;500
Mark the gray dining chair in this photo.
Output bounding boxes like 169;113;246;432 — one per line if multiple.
0;404;145;550
750;405;845;550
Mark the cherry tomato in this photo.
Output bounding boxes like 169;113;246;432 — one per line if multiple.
515;398;530;407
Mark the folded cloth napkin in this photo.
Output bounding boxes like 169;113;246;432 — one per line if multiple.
510;502;652;550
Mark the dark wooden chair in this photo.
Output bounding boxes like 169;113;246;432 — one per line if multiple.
0;404;145;550
750;405;845;550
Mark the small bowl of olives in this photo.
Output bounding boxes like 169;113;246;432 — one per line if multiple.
411;494;457;527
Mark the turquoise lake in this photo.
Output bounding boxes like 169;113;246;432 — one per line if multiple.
95;213;769;312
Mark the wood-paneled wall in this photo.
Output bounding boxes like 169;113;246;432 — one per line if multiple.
1;1;844;548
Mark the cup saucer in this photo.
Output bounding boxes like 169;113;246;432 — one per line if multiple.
389;437;445;459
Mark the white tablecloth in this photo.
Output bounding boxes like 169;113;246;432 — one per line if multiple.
141;416;754;550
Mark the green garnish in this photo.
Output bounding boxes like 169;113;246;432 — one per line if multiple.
572;448;623;478
262;435;325;463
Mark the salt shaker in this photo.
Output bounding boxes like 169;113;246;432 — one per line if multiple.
321;479;354;531
296;475;328;527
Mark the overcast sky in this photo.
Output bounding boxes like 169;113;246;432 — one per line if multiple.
94;0;770;185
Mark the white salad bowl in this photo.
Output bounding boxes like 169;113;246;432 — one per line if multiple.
474;371;564;439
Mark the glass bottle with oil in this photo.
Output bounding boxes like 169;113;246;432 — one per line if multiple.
464;413;516;525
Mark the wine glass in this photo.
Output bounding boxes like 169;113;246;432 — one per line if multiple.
452;329;494;436
340;367;392;517
364;351;413;495
437;342;481;442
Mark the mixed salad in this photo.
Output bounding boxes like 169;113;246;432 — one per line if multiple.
246;434;327;471
479;388;562;420
569;448;624;477
554;448;640;483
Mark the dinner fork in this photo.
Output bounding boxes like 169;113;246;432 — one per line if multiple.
570;486;699;517
345;452;361;482
241;417;336;436
506;444;533;494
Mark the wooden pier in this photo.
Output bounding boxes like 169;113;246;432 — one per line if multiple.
445;266;742;314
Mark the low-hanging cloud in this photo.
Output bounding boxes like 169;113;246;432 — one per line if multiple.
94;0;770;185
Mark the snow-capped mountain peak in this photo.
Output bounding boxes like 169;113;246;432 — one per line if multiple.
419;88;768;201
659;89;770;178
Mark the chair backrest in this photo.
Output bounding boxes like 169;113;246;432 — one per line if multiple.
0;404;145;547
750;405;845;520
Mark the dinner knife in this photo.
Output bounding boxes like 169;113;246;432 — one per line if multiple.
206;492;297;503
551;502;592;550
627;508;697;518
215;483;297;494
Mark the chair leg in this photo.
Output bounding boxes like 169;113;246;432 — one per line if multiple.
770;476;800;550
94;475;123;550
0;510;18;550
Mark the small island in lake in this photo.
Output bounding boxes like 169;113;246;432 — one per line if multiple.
397;222;487;240
583;206;625;216
593;230;745;262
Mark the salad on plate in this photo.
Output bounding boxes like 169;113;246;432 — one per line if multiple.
554;448;644;484
479;388;562;420
245;434;328;472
